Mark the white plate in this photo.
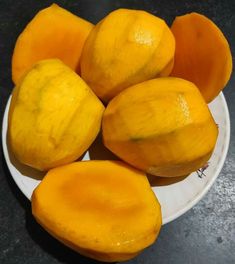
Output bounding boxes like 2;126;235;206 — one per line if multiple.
2;93;230;224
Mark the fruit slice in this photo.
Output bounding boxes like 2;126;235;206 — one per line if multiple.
8;59;104;171
32;161;162;262
171;12;232;103
102;77;218;177
12;4;93;85
81;8;175;102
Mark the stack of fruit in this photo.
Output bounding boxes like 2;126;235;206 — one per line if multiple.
8;4;232;262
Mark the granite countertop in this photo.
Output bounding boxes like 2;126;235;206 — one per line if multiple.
0;1;234;263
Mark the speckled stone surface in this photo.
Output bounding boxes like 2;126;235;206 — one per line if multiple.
0;1;234;263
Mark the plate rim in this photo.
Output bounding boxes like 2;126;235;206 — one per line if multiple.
2;93;230;225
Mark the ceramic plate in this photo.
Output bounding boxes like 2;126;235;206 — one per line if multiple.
2;93;230;224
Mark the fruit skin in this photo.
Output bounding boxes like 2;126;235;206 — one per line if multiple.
81;8;175;102
171;12;232;103
102;77;218;177
32;160;162;262
8;59;104;171
12;3;93;85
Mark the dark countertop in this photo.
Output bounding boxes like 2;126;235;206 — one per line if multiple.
0;1;234;263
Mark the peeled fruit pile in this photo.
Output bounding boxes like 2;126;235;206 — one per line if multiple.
8;4;232;262
102;78;218;177
9;59;104;171
32;161;162;262
81;8;175;102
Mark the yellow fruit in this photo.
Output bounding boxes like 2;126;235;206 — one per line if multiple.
32;160;162;262
81;8;175;102
171;13;232;103
12;4;93;85
8;59;104;171
102;77;218;177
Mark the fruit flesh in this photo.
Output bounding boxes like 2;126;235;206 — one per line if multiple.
32;161;162;262
12;4;93;85
9;59;104;171
171;12;232;102
81;8;175;102
102;77;218;177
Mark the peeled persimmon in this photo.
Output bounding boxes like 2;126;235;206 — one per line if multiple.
9;59;104;171
171;12;232;102
81;8;175;102
102;77;218;177
12;4;93;85
32;161;162;262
